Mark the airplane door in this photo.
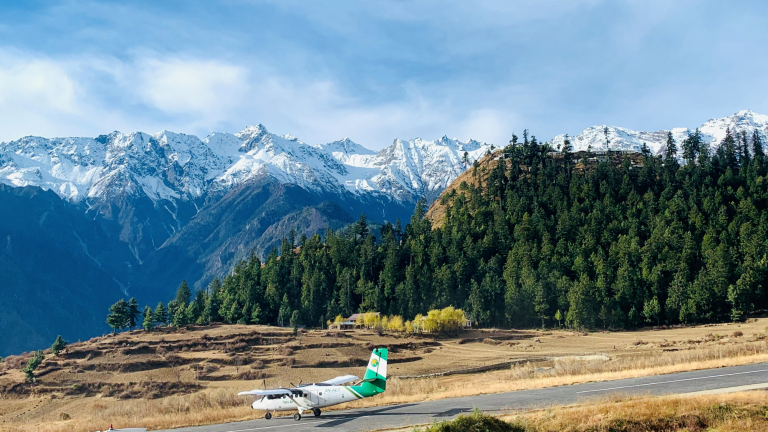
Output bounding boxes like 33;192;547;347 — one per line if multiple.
311;390;326;405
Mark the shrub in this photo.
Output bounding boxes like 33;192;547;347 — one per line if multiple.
733;331;743;338
424;410;524;432
238;370;266;380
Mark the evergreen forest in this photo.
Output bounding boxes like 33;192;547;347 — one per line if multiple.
115;127;768;331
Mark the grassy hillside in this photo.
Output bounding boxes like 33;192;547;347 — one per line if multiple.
3;319;768;431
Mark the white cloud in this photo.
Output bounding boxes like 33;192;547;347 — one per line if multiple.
0;48;518;148
0;56;77;113
134;58;248;120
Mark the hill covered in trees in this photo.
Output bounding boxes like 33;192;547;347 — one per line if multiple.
129;128;768;331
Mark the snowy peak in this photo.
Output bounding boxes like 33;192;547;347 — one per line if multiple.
552;110;768;155
0;124;493;210
699;110;768;147
236;124;269;141
369;135;490;202
318;138;375;157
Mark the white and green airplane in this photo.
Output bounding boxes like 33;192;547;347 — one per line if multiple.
238;347;387;421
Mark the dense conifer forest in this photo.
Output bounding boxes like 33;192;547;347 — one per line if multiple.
115;127;768;331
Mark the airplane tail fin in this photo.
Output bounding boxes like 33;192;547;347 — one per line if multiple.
360;347;387;393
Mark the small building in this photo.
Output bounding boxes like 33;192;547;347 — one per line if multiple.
328;320;355;330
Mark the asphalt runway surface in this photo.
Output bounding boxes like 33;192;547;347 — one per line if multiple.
158;362;768;432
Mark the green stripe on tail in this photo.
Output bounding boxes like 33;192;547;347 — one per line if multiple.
350;347;387;397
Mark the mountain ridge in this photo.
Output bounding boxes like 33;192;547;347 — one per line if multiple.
0;126;492;262
551;110;768;154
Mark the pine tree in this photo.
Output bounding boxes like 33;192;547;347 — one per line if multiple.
22;351;43;382
142;306;156;331
175;280;192;307
352;214;369;241
50;335;67;356
641;142;651;158
721;128;738;169
740;131;751;165
171;306;187;329
753;131;764;159
278;294;291;327
643;297;661;326
561;134;573;153
250;305;261;324
127;297;141;330
663;131;677;165
290;310;300;335
154;302;168;327
682;129;702;163
106;299;129;334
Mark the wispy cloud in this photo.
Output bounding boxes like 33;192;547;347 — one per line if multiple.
1;1;767;147
0;49;524;147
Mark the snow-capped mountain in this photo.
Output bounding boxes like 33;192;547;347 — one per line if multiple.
551;110;768;154
0;125;491;260
0;125;489;206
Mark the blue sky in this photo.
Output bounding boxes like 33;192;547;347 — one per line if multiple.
1;0;767;148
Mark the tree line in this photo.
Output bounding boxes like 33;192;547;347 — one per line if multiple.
108;127;768;331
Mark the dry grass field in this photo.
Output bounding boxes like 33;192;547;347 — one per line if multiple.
398;391;768;432
3;318;768;431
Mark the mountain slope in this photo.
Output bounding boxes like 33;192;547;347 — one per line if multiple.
132;177;355;302
0;185;137;356
0;126;491;262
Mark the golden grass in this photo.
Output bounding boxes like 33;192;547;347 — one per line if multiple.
391;392;768;432
3;389;254;432
504;391;768;432
343;340;768;410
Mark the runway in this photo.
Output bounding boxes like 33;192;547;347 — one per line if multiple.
159;362;768;432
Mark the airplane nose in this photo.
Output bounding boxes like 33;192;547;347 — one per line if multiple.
252;399;261;410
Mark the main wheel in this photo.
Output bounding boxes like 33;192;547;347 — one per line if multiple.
293;413;302;421
265;412;272;420
313;408;322;417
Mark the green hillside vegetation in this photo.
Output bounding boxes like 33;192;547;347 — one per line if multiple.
119;127;768;331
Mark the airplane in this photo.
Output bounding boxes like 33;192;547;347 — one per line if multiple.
238;347;387;421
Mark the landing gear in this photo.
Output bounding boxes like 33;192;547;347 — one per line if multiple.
264;412;272;420
293;413;302;421
313;408;322;417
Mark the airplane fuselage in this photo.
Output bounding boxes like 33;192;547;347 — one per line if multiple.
252;384;366;412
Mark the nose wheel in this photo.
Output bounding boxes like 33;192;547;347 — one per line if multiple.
264;412;272;420
293;413;302;421
313;408;322;417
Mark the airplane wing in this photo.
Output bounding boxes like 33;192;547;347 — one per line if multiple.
238;389;292;396
320;374;359;385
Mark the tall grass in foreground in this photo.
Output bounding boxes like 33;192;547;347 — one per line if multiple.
508;392;768;431
11;341;768;432
421;392;768;432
